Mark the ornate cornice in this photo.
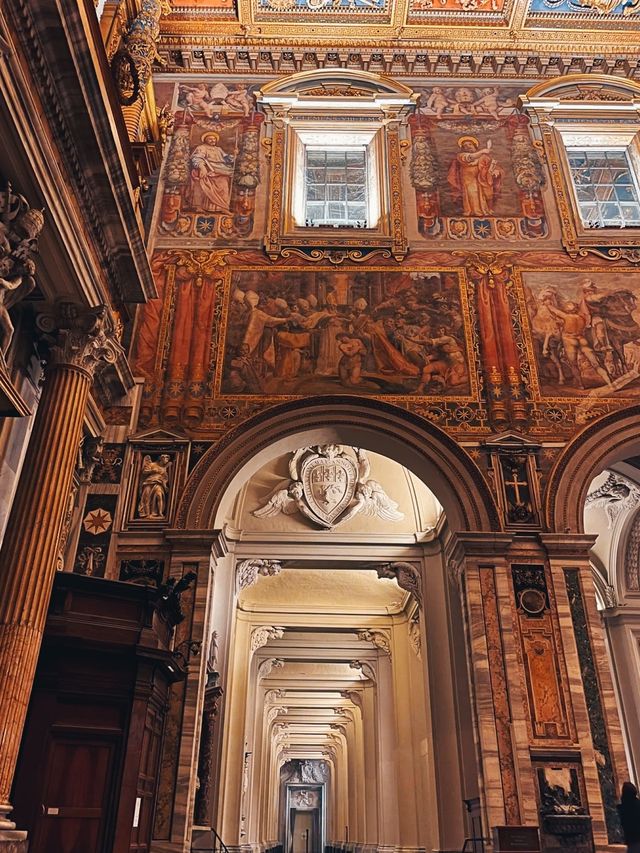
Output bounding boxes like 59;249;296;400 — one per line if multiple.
156;38;640;78
5;0;154;307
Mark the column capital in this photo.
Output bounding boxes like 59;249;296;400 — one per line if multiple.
447;531;514;563
538;532;597;560
36;302;124;378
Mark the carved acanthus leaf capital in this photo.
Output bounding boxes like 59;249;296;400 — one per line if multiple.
258;657;285;679
447;558;464;590
408;619;421;658
357;629;391;656
375;561;423;607
37;303;124;378
237;559;282;593
251;625;285;653
349;659;376;683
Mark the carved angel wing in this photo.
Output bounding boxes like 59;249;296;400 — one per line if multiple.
252;487;297;519
288;447;308;482
354;448;371;482
363;480;404;522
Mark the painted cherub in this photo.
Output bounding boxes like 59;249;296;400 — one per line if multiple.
474;87;502;119
425;87;449;117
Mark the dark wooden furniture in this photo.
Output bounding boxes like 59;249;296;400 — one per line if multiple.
11;573;183;853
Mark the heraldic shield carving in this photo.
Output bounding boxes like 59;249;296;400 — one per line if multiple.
300;446;357;527
252;445;403;530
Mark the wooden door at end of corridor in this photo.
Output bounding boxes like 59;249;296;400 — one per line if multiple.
291;810;317;853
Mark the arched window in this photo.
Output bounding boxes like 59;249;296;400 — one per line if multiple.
520;74;640;264
258;70;416;263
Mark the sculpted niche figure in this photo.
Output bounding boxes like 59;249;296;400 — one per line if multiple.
0;183;44;356
137;454;172;519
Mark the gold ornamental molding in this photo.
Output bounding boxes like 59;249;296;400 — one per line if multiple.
156;37;640;79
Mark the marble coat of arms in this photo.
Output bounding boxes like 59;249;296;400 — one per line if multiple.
252;445;404;529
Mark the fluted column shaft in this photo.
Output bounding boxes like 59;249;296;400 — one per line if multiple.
0;364;90;809
0;303;122;829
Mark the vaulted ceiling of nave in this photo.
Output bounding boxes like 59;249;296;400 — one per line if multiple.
160;0;640;77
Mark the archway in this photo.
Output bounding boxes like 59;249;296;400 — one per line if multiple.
192;438;481;853
546;405;640;533
176;396;500;534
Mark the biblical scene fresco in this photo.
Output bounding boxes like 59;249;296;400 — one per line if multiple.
407;0;507;19
156;80;263;242
528;0;639;17
521;270;640;399
408;86;547;241
218;268;475;398
253;0;391;22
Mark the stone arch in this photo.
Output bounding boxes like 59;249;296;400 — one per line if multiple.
175;397;500;533
546;405;640;533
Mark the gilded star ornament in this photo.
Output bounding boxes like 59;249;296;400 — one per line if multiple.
83;508;113;535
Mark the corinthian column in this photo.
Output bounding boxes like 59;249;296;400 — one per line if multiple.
0;302;122;840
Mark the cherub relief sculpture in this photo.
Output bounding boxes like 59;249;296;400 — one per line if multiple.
137;453;172;519
252;445;403;529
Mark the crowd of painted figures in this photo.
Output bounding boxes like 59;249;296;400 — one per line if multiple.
222;273;470;396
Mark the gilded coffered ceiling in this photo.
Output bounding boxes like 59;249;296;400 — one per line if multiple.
160;0;640;75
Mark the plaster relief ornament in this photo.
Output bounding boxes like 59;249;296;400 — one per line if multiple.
0;182;44;356
257;657;285;679
357;629;392;656
137;453;172;519
251;625;285;653
585;472;640;529
236;559;282;592
349;660;377;683
252;446;404;530
375;561;423;608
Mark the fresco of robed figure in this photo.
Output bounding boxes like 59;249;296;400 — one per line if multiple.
409;85;547;241
219;269;472;398
524;271;640;397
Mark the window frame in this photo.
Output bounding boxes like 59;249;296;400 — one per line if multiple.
565;143;640;230
302;145;370;228
258;71;415;263
520;74;640;264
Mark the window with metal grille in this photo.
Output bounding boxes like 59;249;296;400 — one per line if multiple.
567;148;640;228
303;148;368;227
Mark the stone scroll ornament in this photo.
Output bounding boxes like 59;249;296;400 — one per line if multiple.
0;182;44;357
585;471;640;529
252;446;404;530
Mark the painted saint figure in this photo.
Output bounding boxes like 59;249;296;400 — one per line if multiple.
186;132;235;213
447;136;503;217
137;454;172;519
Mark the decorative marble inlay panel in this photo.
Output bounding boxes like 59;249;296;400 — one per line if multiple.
511;565;571;740
532;757;595;853
73;494;118;578
564;569;623;843
479;566;521;824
